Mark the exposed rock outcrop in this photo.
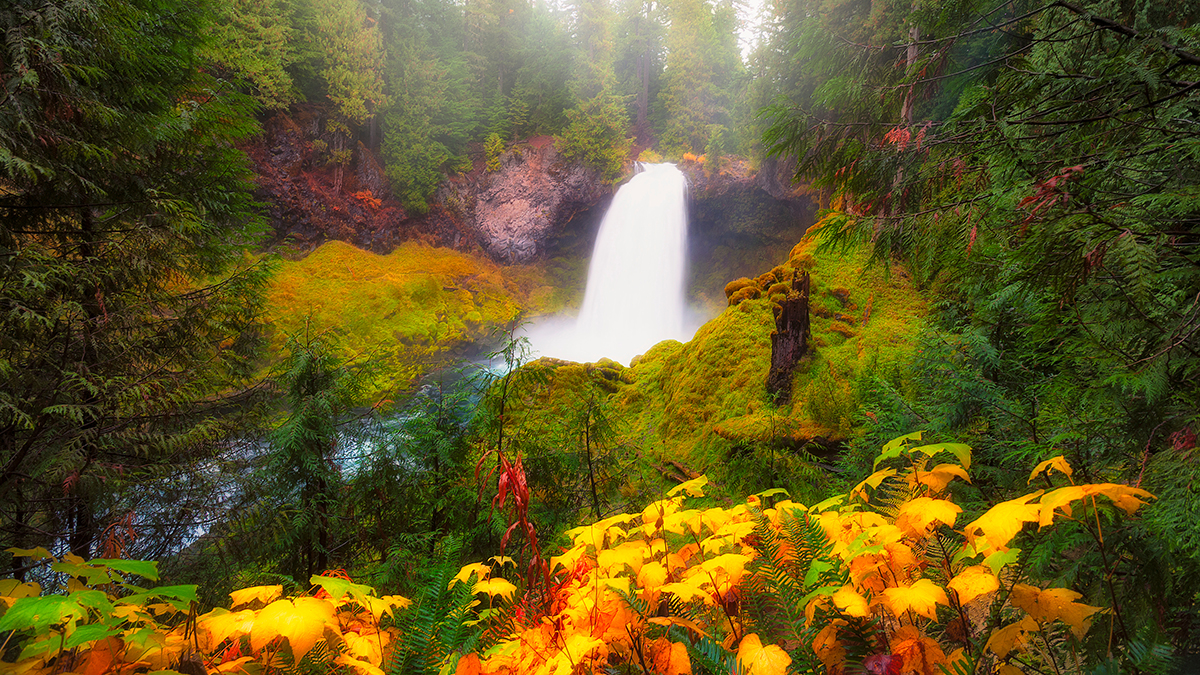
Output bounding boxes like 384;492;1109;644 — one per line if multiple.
437;137;613;263
244;107;471;254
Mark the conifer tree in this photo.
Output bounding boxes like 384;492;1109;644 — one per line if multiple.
0;0;270;564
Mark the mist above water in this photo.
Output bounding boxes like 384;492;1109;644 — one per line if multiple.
527;163;700;366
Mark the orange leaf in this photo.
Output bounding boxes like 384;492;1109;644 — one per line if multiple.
879;579;948;620
911;463;970;493
737;634;791;675
454;653;482;675
648;638;692;675
891;625;946;675
946;565;999;605
648;616;710;639
1009;584;1102;639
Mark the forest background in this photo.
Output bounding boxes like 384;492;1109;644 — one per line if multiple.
1;0;1199;672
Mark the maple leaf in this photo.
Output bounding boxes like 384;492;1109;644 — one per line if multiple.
229;585;283;608
597;541;650;574
198;608;257;653
648;616;710;639
737;633;791;675
910;463;970;493
1009;584;1102;639
659;582;710;604
472;578;517;601
1038;483;1153;529
648;638;692;675
455;653;482;675
984;615;1039;659
812;624;846;672
668;475;708;497
336;654;384;675
637;560;669;592
250;597;335;660
962;492;1042;553
894;497;961;537
832;585;871;618
851;467;897;500
946;566;999;605
1028;456;1074;484
450;563;490;589
891;625;946;675
879;579;948;621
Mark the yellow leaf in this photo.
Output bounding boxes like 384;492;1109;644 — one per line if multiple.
699;553;751;582
336;654;384;675
667;475;708;497
450;564;490;589
737;634;791;675
912;463;971;493
660;582;710;604
550;543;587;574
647;616;709;639
1009;584;1102;639
663;509;704;536
832;586;870;618
984;615;1039;659
1039;484;1154;529
229;585;282;608
471;578;517;601
597;541;649;575
879;579;948;621
214;656;255;674
638;561;669;592
250;597;335;660
851;468;896;500
1029;456;1074;484
812;623;844;670
343;631;384;665
198;609;256;652
962;492;1042;553
894;497;961;537
946;566;999;605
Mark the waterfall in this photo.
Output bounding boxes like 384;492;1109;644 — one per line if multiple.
528;163;691;366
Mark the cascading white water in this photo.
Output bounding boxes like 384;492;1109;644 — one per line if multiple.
528;163;692;365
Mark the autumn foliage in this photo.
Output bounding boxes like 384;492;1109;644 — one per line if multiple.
0;434;1153;675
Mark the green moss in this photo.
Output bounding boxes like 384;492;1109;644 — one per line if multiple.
266;240;553;398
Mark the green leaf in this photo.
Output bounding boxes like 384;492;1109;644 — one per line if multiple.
874;431;925;468
89;559;159;581
0;595;86;631
309;575;376;603
5;547;54;562
118;585;199;612
65;622;121;649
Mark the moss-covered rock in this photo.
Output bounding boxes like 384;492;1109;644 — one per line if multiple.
266;240;557;397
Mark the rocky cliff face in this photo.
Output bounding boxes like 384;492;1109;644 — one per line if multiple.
437;136;613;263
244;107;471;254
245;108;819;275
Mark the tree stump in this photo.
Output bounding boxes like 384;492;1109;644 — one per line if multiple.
766;271;811;405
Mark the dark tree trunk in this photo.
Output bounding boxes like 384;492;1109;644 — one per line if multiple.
766;271;811;405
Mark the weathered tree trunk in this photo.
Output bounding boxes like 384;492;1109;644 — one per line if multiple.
766;271;811;405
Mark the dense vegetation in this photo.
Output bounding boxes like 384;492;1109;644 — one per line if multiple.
2;0;1199;672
